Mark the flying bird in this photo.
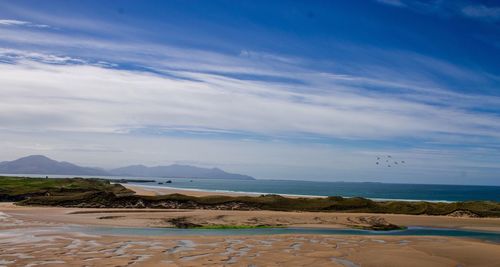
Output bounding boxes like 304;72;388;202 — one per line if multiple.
375;155;405;168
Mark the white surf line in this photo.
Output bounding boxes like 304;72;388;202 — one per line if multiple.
123;183;326;198
123;183;455;203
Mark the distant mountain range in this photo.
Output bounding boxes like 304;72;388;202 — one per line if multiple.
110;164;254;180
0;155;109;176
0;155;255;180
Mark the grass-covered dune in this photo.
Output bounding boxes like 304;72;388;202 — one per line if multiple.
0;176;133;201
1;176;499;217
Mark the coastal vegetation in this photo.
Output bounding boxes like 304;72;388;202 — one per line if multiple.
1;176;499;218
191;225;278;229
167;217;280;229
0;176;133;201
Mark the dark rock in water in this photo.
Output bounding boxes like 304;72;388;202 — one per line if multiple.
158;182;164;184
166;180;172;183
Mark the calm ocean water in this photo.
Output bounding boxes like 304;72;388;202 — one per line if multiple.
129;177;500;202
3;174;499;202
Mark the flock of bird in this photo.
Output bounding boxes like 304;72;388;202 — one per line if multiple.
376;155;405;168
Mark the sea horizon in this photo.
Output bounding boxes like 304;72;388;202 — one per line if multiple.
3;173;499;202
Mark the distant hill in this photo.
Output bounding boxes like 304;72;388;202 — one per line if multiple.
0;155;255;180
109;164;255;180
0;155;109;176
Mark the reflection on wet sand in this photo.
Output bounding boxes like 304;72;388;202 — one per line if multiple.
1;207;500;266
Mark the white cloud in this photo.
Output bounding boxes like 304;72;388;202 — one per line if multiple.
0;11;499;183
0;19;50;28
1;56;499;142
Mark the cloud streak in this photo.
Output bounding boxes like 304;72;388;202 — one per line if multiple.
0;4;499;184
1;50;499;145
462;5;500;21
376;0;406;8
374;1;500;22
0;19;50;28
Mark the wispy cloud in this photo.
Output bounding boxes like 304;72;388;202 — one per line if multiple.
0;5;499;184
0;19;50;28
1;49;499;144
0;18;498;147
0;48;116;67
374;1;500;22
376;0;406;8
461;5;500;21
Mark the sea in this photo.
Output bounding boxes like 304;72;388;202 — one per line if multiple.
127;177;500;202
4;174;498;202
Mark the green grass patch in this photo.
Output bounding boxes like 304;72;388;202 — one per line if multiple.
2;176;499;218
0;176;133;201
192;225;282;229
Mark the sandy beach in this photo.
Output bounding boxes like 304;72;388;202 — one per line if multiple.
122;184;325;198
3;0;499;265
120;184;500;231
0;185;499;266
123;184;257;197
1;203;500;267
2;202;500;232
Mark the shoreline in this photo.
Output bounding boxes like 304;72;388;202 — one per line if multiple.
4;197;500;233
1;203;500;236
2;230;499;266
1;203;500;266
2;174;497;202
122;183;456;202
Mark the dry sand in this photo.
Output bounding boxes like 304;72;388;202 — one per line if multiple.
120;184;500;232
1;185;499;266
2;202;500;232
123;184;301;197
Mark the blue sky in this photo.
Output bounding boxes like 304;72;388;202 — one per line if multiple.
0;0;499;185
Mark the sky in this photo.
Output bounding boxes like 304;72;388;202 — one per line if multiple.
0;0;499;185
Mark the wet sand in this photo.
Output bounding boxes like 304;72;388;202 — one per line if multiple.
1;184;500;266
1;204;500;267
120;184;500;232
2;202;500;232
